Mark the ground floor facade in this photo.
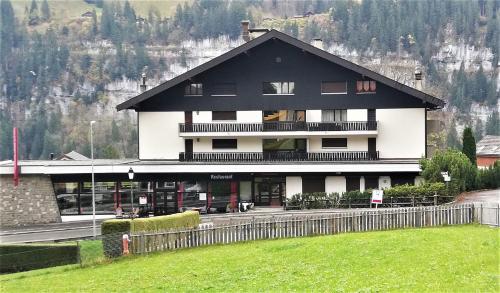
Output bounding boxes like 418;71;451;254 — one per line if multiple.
0;159;423;223
51;172;421;215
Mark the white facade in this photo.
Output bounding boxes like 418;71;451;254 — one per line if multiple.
325;176;347;194
139;112;184;160
285;176;302;198
139;109;426;159
377;108;426;159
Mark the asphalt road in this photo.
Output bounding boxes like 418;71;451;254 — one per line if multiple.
456;189;500;204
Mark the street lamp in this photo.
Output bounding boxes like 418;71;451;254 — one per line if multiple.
128;167;134;217
90;120;96;238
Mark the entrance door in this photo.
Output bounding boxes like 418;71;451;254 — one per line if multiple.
255;182;283;206
154;191;177;215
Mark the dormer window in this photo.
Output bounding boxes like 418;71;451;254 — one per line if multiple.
185;83;203;96
263;82;295;95
356;80;376;94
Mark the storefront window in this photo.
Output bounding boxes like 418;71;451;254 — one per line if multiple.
54;182;79;215
80;182;117;214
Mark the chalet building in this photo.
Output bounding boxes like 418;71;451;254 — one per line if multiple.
0;27;444;223
476;135;500;168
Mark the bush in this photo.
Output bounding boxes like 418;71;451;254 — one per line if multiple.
0;243;78;273
384;183;446;198
476;161;500;189
130;211;201;233
101;219;131;235
341;190;372;200
420;149;477;195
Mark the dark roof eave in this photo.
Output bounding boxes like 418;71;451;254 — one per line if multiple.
116;30;445;111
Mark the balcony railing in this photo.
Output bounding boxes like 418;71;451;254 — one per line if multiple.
179;121;377;133
179;151;379;162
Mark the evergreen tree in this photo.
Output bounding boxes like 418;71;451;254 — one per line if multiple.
90;9;98;38
462;127;477;166
474;119;484;141
41;0;50;21
446;121;461;149
472;65;488;103
486;76;498;106
485;110;500;135
111;120;120;141
28;0;39;25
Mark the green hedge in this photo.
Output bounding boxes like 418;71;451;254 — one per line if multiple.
384;183;446;198
100;211;201;258
0;243;78;273
130;211;201;233
101;219;131;235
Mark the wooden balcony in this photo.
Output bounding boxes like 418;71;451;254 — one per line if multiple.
179;151;379;162
179;121;377;133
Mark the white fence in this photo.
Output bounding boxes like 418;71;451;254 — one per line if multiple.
474;203;500;227
131;204;475;254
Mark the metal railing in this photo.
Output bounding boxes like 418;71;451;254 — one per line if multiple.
179;121;377;133
179;151;379;162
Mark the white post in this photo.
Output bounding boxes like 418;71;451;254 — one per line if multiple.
90;120;96;239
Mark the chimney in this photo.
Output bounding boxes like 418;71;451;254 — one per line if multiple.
241;20;250;42
414;67;423;90
140;73;147;92
312;38;323;50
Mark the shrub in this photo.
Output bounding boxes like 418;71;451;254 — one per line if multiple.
384;182;446;198
0;243;78;273
101;219;131;258
101;219;131;235
476;161;500;189
420;149;477;195
130;211;201;233
342;190;372;200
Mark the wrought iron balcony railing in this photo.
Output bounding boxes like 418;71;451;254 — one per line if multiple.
179;121;377;133
179;151;379;162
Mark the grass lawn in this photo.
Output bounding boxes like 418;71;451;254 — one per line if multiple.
1;225;498;292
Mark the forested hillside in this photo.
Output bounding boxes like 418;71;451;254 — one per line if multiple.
0;0;498;161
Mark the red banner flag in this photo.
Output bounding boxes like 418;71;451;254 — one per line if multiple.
13;127;19;186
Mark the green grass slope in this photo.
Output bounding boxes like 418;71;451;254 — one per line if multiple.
1;225;498;292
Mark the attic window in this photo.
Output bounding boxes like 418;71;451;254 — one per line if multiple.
185;83;203;96
356;80;376;94
321;81;347;94
263;82;295;95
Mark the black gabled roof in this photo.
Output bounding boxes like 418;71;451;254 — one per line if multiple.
117;29;445;111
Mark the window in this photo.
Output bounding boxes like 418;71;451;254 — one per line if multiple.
263;82;295;95
184;83;203;96
211;83;237;96
302;177;326;193
212;139;237;149
263;138;306;152
322;138;347;148
356;80;376;94
263;110;305;122
212;111;237;121
322;110;347;122
321;81;347;94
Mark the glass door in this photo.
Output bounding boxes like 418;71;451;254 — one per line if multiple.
255;182;284;206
